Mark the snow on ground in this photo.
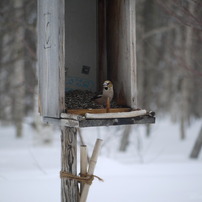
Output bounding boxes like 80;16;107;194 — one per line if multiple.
0;118;202;202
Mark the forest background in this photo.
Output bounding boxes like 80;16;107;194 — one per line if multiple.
0;0;201;142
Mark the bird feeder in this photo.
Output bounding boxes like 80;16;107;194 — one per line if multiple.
37;0;155;127
37;1;155;202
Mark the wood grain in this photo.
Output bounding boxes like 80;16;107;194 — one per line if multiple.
79;116;155;128
44;117;79;128
44;115;155;128
107;0;137;108
80;145;88;194
61;127;78;202
37;0;65;118
98;0;108;88
85;110;147;119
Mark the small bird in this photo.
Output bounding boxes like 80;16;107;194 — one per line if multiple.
92;80;114;106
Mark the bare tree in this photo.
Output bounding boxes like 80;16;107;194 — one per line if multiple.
136;0;202;139
0;0;37;136
12;0;25;137
190;126;202;158
119;125;132;152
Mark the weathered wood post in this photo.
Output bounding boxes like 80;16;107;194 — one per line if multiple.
61;127;78;202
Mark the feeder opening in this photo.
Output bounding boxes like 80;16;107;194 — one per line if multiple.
64;0;137;114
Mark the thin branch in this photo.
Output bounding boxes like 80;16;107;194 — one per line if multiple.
142;24;178;39
156;0;202;30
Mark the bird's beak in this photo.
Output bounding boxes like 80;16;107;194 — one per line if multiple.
103;83;108;87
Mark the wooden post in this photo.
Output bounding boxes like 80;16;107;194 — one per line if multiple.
106;97;110;113
80;139;103;202
80;145;88;193
61;127;78;202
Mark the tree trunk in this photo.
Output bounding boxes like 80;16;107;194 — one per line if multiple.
179;1;195;140
180;117;185;140
146;124;151;137
190;126;202;158
119;125;132;152
61;127;78;202
1;34;13;122
13;0;25;137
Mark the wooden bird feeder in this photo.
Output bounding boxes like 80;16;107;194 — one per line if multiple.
37;0;155;126
37;0;155;202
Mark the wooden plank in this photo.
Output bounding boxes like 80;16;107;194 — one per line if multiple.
67;108;131;115
61;113;85;121
37;0;65;118
107;0;137;108
43;115;155;128
85;110;147;119
61;127;78;202
44;117;79;128
79;116;155;128
129;0;137;107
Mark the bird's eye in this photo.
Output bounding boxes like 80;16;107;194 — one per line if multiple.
105;87;108;90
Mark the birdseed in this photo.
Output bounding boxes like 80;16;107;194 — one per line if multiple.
65;90;122;109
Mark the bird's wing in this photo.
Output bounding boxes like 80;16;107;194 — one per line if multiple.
91;94;102;101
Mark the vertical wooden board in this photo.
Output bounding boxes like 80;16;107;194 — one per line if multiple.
61;127;78;202
37;0;65;118
107;0;137;109
129;0;137;108
98;0;108;90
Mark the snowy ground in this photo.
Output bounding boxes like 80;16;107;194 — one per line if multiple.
0;118;202;202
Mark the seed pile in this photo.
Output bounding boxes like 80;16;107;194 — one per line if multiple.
65;90;121;109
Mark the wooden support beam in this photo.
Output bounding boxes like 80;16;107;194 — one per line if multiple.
44;115;155;128
79;116;155;127
61;127;78;202
61;113;85;121
44;117;79;128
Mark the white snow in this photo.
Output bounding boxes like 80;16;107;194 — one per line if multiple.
0;118;202;202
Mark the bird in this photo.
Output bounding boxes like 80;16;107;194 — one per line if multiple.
92;80;114;106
